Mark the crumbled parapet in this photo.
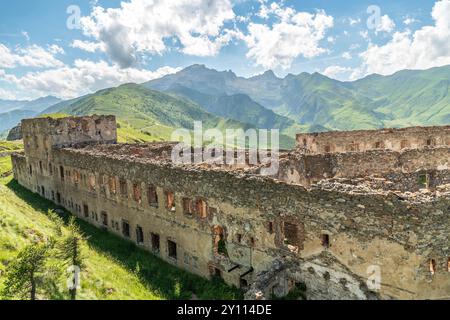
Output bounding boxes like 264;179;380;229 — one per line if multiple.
312;177;450;204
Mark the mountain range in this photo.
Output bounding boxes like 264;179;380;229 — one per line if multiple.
0;96;61;133
145;64;450;131
2;64;450;148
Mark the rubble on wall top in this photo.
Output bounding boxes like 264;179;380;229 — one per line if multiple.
58;142;282;174
296;124;450;138
312;178;450;204
22;114;115;125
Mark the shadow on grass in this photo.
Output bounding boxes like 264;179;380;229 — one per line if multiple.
6;179;243;300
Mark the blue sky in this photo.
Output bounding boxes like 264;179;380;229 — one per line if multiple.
0;0;448;100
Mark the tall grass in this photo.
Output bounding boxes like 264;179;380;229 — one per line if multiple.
0;155;242;300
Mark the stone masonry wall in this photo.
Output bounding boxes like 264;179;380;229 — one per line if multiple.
21;115;117;160
279;147;450;188
297;125;450;154
11;116;450;300
12;146;450;300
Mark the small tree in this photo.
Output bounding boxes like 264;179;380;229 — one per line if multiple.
57;216;85;300
1;243;48;300
47;210;64;237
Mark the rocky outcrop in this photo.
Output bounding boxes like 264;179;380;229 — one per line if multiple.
6;124;22;141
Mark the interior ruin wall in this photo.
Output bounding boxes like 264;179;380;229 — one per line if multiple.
296;126;450;154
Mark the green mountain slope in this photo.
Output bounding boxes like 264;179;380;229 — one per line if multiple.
57;83;223;130
349;65;450;127
145;65;382;131
146;64;450;131
48;83;295;148
165;84;297;131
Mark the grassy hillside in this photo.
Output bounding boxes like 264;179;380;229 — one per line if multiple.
350;66;450;127
58;83;228;131
0;154;242;300
117;121;173;143
166;84;298;131
47;84;295;148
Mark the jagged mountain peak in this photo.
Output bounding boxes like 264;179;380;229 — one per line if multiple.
146;63;450;131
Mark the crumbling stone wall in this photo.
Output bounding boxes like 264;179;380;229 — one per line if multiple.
21;115;117;160
11;116;450;300
297;125;450;154
278;147;450;188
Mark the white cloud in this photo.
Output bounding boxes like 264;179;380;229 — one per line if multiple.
360;30;369;40
0;87;18;100
257;1;271;19
71;40;105;53
356;0;450;78
0;60;180;99
48;44;65;55
348;18;361;26
79;0;236;67
0;43;64;69
342;52;352;60
375;15;396;33
236;15;250;23
403;17;419;26
244;3;334;69
322;65;352;79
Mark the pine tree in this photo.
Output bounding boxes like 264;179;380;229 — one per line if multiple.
47;210;64;237
1;243;48;300
57;216;85;300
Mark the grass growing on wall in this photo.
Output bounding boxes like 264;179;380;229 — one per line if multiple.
0;155;242;300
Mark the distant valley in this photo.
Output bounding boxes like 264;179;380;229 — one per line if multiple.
0;96;61;136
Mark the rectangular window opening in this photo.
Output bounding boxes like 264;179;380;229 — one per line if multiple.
183;198;194;215
151;233;160;252
101;212;108;226
133;183;142;203
196;199;208;218
418;174;429;189
168;240;177;259
430;259;437;275
119;179;128;197
165;191;175;212
122;220;130;238
83;204;89;218
136;226;144;244
283;222;299;247
148;185;158;207
109;177;117;194
321;234;330;248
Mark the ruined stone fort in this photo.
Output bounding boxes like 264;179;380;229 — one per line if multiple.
11;115;450;300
